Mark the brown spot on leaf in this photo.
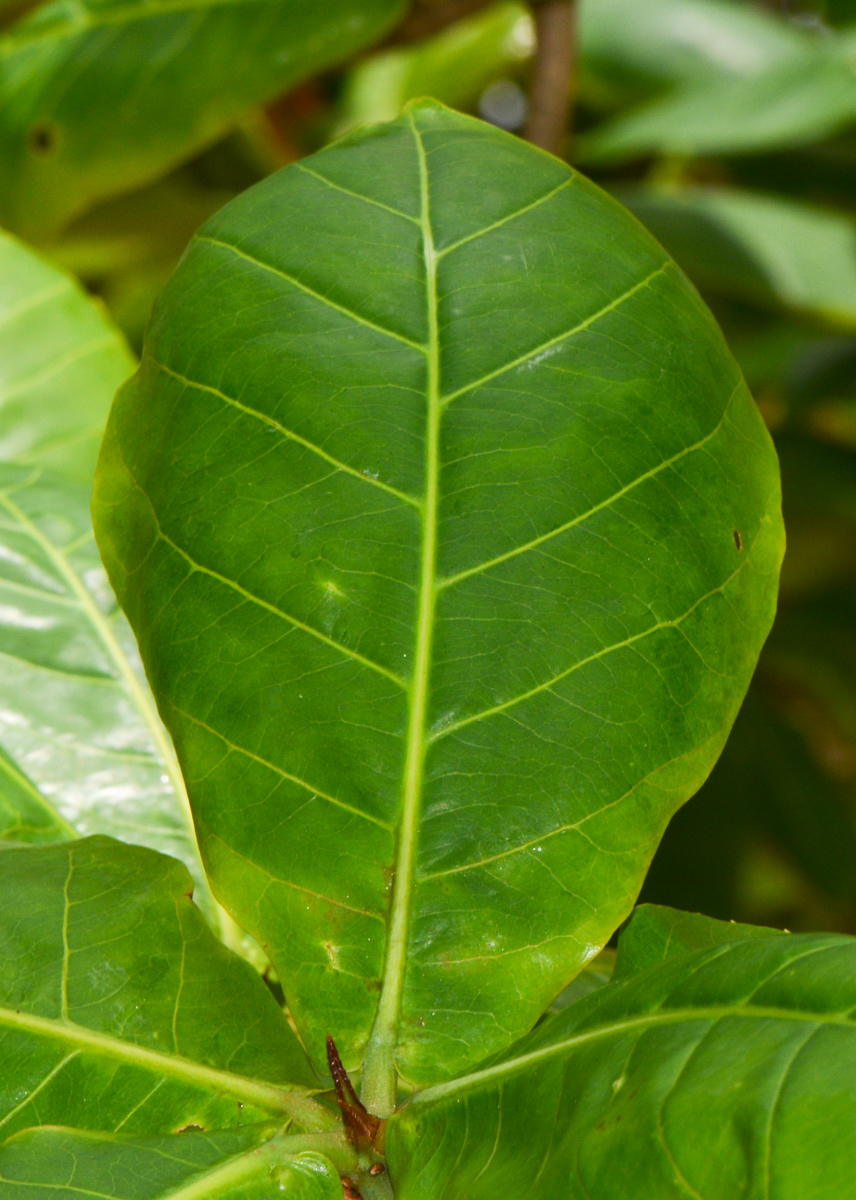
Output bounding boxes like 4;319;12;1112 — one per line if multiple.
28;122;58;155
733;529;743;551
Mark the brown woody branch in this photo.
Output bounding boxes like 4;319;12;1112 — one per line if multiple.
524;0;577;156
382;0;498;47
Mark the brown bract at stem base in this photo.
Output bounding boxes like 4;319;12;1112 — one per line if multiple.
525;0;577;156
327;1034;383;1150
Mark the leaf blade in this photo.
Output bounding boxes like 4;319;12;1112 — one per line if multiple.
613;902;784;979
386;932;856;1199
0;836;322;1141
93;101;784;1095
0;1127;346;1199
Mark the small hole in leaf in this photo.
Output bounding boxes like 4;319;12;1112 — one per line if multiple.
733;529;743;551
176;1123;204;1133
28;121;58;155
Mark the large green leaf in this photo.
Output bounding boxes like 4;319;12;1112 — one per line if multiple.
0;229;133;481
584;38;856;161
386;931;856;1199
0;1128;346;1198
0;836;327;1142
0;0;405;239
620;186;856;327
92;101;783;1109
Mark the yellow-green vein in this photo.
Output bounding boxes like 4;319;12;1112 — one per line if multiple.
360;111;440;1117
0;1005;333;1131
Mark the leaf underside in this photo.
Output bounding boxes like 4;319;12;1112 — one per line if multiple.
93;100;784;1091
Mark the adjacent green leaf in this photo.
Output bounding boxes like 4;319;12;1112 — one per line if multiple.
584;39;856;161
0;836;324;1144
92;101;783;1105
0;229;133;481
41;172;234;351
0;742;73;843
547;948;615;1013
0;234;246;938
0;463;229;911
620;185;856;326
0;1128;346;1199
0;0;406;238
613;902;783;979
335;2;532;134
386;932;856;1200
579;0;808;99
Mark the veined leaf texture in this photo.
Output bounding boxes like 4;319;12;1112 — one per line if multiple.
93;101;784;1104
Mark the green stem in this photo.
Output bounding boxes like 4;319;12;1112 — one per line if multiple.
168;1131;356;1200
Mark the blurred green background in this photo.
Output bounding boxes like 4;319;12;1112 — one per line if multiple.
3;0;856;938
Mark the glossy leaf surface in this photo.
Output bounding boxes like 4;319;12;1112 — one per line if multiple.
93;101;783;1099
0;0;405;238
0;836;321;1143
621;186;856;327
387;932;856;1199
0;1128;344;1199
0;463;226;915
0;229;133;481
0;235;226;927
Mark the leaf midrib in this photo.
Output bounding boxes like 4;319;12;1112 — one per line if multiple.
359;112;440;1116
0;1004;331;1128
412;1001;856;1107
